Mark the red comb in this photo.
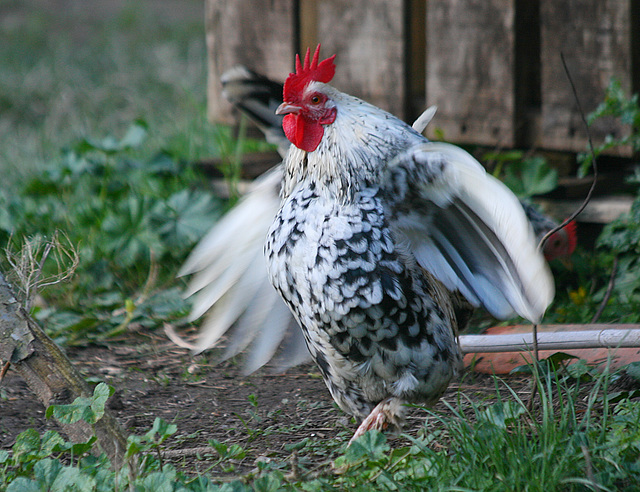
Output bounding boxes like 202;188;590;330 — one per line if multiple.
283;45;336;103
564;220;578;254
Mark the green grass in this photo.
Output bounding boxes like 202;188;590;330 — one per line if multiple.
3;367;640;490
0;0;214;185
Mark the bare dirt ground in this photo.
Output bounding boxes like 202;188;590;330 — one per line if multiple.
0;327;541;477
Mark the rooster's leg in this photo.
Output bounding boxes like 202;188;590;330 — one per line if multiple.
348;397;406;446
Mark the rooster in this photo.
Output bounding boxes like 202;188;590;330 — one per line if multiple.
180;59;574;377
185;46;554;441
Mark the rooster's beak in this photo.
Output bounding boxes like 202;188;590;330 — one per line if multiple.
276;102;302;115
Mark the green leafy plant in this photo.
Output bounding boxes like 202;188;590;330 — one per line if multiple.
543;79;640;324
45;383;113;425
595;170;640;305
484;150;558;199
579;78;640;177
1;121;226;343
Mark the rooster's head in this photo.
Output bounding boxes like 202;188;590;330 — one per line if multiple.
276;45;337;152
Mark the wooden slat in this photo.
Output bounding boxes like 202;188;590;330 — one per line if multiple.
205;0;296;123
310;0;408;118
540;0;635;154
537;195;633;224
425;0;516;147
407;0;427;122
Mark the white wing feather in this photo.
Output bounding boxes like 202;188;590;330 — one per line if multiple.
387;142;554;322
178;166;308;365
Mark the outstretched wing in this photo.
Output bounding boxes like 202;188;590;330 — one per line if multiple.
385;142;554;323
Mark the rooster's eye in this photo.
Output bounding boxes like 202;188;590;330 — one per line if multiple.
310;95;321;104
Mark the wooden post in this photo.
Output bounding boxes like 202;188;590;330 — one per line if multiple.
0;274;127;466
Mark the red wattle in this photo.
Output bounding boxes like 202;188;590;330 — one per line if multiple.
283;114;324;152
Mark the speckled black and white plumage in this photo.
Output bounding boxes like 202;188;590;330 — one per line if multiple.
266;180;460;421
267;87;454;422
180;57;555;438
265;78;553;434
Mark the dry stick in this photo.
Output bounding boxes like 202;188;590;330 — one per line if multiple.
0;360;9;382
528;53;599;410
0;273;128;466
591;255;618;324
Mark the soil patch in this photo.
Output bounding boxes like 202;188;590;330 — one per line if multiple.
0;328;538;477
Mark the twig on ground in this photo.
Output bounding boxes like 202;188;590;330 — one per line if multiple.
527;52;600;410
162;446;218;458
591;255;618;324
537;53;598;253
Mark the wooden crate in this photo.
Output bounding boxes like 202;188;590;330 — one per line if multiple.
205;0;639;155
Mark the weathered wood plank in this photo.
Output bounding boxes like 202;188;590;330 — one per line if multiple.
540;0;635;154
205;0;296;123
537;195;633;224
425;0;516;146
310;0;408;118
407;0;427;122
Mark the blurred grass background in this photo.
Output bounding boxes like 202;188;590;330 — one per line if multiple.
0;0;217;186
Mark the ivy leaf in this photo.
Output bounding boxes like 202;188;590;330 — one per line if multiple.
39;431;69;456
479;400;526;428
345;430;388;462
154;189;220;249
32;458;63;488
502;156;558;199
7;477;42;492
137;470;176;492
252;474;283;492
12;428;43;462
52;465;97;491
45;383;114;425
145;417;178;445
90;383;114;421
